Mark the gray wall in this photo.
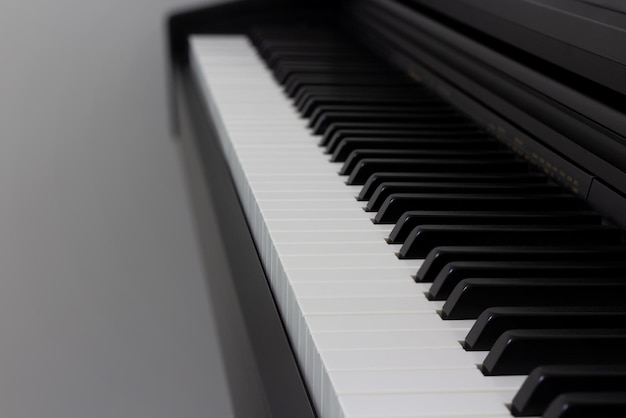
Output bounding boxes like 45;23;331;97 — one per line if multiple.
0;0;235;417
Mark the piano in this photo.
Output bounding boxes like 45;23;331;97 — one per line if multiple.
167;1;626;417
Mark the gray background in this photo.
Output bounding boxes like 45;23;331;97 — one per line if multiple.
0;0;236;416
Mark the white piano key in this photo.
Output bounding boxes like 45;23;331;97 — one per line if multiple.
281;253;412;269
299;297;438;315
290;281;428;300
311;329;468;351
229;133;318;143
254;199;365;211
273;242;394;256
255;190;360;200
285;267;420;282
238;152;332;160
261;209;371;219
305;313;472;332
270;230;390;243
248;174;343;182
236;151;330;159
338;391;515;417
266;219;384;233
329;368;524;395
321;348;485;371
237;161;340;171
251;183;363;193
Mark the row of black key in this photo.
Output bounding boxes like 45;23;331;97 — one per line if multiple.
248;26;626;418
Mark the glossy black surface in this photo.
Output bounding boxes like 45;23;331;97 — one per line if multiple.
481;329;626;376
512;365;626;416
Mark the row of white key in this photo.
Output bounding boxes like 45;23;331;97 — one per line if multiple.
190;35;533;418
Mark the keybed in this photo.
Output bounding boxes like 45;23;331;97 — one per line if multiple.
191;35;523;418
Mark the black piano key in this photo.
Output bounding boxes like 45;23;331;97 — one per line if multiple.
375;193;577;224
250;37;341;55
280;68;394;86
427;260;626;300
253;38;350;57
292;84;430;98
276;65;393;85
367;182;559;212
321;122;480;147
278;64;392;83
252;27;341;36
294;86;424;109
249;26;343;44
543;392;626;418
390;211;600;244
416;245;621;283
261;39;356;47
441;278;626;320
309;105;451;129
265;50;370;68
266;49;370;64
275;61;390;82
251;26;340;37
252;31;353;45
286;75;417;97
342;149;514;177
295;86;425;110
480;329;626;376
256;42;352;58
325;128;488;154
312;111;465;135
349;159;529;186
300;96;436;118
465;307;626;351
512;365;626;416
298;87;435;100
359;172;547;201
273;56;384;69
402;225;620;259
331;137;496;162
261;44;357;60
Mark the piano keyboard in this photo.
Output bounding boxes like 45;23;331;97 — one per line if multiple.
189;29;626;418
